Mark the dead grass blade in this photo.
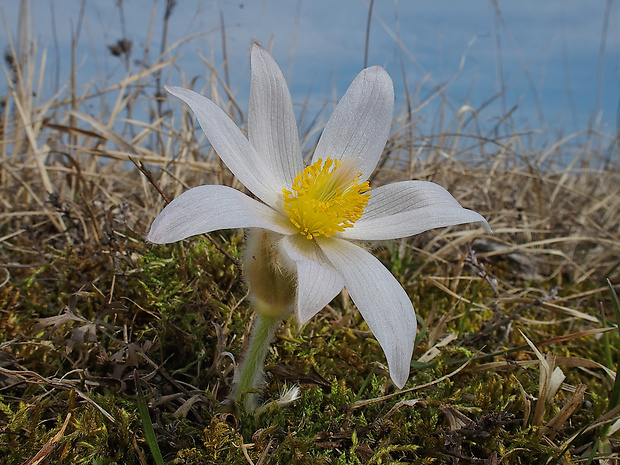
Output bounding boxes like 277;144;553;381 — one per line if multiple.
23;412;72;465
346;357;473;412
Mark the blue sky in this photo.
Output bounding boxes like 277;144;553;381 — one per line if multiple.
2;0;619;149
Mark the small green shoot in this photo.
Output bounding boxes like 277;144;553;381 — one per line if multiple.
580;279;620;464
135;371;165;465
605;279;620;414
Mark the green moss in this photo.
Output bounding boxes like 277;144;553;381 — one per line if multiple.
2;221;619;463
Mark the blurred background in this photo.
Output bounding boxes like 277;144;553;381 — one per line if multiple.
2;0;618;152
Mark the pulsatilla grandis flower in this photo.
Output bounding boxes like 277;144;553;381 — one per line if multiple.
148;42;490;391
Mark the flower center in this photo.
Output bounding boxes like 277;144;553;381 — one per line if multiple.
282;158;371;240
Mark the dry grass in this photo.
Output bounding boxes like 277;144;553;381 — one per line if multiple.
1;1;620;464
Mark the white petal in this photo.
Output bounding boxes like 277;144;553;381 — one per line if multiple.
280;235;344;325
165;85;281;207
362;181;464;219
248;43;304;189
317;237;416;388
312;66;394;182
340;181;491;241
147;185;293;244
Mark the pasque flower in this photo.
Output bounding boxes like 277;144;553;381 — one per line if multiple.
148;42;490;393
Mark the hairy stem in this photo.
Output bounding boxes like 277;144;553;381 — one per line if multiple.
233;312;279;412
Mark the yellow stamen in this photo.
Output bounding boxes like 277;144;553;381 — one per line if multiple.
282;158;371;240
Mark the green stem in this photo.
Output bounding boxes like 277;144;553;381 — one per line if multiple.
234;312;279;412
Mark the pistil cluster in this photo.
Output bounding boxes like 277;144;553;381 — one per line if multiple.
283;157;371;240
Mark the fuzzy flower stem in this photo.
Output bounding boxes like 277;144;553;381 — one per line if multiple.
234;311;280;411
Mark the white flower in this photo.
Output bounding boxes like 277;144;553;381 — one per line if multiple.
148;42;490;389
